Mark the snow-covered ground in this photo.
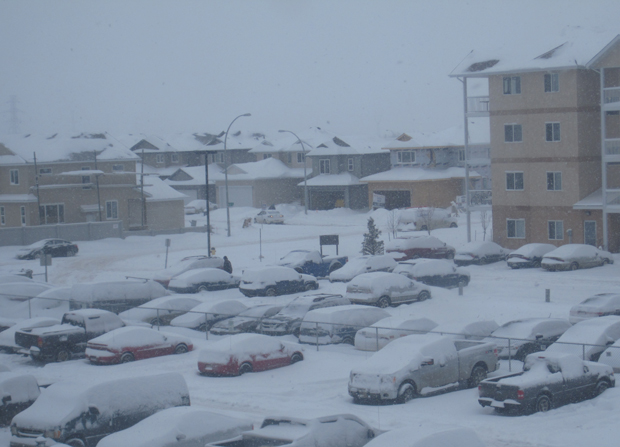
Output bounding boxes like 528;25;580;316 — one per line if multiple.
1;206;619;446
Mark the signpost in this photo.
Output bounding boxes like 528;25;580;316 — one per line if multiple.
319;235;339;256
165;238;171;268
40;254;52;282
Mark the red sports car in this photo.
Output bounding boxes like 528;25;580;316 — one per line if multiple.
85;326;193;364
197;333;303;376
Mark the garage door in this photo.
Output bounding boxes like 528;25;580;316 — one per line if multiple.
219;185;253;207
373;190;411;210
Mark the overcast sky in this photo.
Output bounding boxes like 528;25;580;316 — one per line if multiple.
1;0;620;139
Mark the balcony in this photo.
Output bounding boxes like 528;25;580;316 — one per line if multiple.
466;96;490;117
604;138;620;162
603;87;620;111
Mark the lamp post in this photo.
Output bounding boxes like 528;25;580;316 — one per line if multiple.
224;113;251;237
279;130;308;214
202;150;217;256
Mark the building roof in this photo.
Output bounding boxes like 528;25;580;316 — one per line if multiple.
222;157;305;181
165;165;225;186
301;172;362;187
138;175;188;202
307;135;389;156
361;166;479;183
249;127;335;154
384;126;489;149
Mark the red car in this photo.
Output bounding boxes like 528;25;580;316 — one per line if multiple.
197;333;303;376
85;326;193;364
385;236;456;261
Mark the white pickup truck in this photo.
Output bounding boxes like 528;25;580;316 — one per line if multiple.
348;334;499;403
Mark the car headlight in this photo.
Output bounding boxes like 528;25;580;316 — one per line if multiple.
44;429;62;439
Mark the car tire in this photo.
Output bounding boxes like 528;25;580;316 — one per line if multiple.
198;285;209;293
329;263;342;274
342;336;355;345
397;382;416;403
305;283;316;291
56;349;70;363
377;296;391;308
594;379;610;397
66;438;86;447
265;287;277;297
34;251;43;260
447;252;455;259
468;365;487;388
67;247;77;257
570;262;579;271
239;362;253;375
150;318;163;326
198;323;208;332
120;352;135;363
535;394;552;413
449;222;458;228
602;259;609;266
290;353;303;364
418;290;431;301
174;344;189;355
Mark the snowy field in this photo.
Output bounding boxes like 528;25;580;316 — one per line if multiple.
1;206;620;446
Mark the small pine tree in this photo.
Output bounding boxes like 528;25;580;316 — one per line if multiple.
361;217;384;255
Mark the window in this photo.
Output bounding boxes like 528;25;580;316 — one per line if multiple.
458;149;466;162
0;206;4;225
397;151;416;164
263;154;272;160
297;153;305;163
39;204;64;225
506;172;524;190
348;158;354;171
20;206;26;226
504;124;523;142
546;123;560;142
10;169;19;185
507;219;525;238
39;168;52;175
319;159;330;174
544;73;559;92
548;220;564;240
106;200;118;220
112;164;124;172
156;154;165;164
81;166;91;189
171;154;179;163
503;76;521;94
547;172;562;191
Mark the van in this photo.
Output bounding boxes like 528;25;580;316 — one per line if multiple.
10;372;190;447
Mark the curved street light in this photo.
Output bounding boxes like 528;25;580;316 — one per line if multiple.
224;113;251;237
278;130;308;215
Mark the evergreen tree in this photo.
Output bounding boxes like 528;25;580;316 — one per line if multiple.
361;217;384;255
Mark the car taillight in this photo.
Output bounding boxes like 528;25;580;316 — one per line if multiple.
37;337;43;348
494;348;498;356
517;389;524;400
478;385;482;394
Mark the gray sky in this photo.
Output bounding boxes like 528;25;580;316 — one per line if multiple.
2;0;619;138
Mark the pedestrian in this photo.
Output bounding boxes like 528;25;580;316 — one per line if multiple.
223;256;233;274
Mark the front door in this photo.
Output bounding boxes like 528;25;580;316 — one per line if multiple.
584;221;596;246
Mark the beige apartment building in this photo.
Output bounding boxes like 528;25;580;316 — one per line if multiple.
451;32;620;252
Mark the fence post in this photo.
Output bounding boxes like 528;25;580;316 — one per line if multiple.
583;344;586;360
375;327;379;351
205;313;209;340
458;283;464;296
545;289;550;303
316;322;319;352
156;308;160;330
508;338;512;372
28;299;32;319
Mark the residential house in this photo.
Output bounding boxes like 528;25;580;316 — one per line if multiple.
164;165;223;205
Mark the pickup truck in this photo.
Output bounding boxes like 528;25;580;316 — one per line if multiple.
478;353;614;414
14;309;124;362
277;250;348;278
348;334;498;403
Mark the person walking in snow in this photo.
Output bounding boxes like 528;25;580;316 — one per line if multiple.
223;256;233;274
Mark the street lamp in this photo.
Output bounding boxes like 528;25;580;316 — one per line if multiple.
279;130;308;215
224;113;251;237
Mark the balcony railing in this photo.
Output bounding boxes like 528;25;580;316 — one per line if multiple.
605;138;620;155
466;96;490;114
603;87;620;105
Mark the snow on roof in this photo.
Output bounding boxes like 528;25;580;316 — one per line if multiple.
165;165;225;186
225;157;305;180
117;134;177;153
202;130;268;151
139;175;188;202
164;132;222;152
573;188;620;211
306;135;389;156
137;162;180;178
361;166;479;183
301;172;361;187
0;194;38;203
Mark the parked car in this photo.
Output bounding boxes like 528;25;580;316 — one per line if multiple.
348;334;499;403
210;304;284;335
599;338;620;373
0;274;35;285
397;207;457;232
86;326;193;364
239;266;318;297
170;300;248;331
506;243;556;269
153;256;225;288
541;244;614;271
277;249;348;277
385;236;455;261
484;318;572;361
254;209;285;224
478;353;614;414
0;372;40;426
329;255;397;282
97;407;252;447
198;333;304;376
545;316;620;361
168;268;240;293
454;241;508;266
69;280;168;313
354;317;438;351
15;238;78;260
433;320;499;341
207;414;377;447
345;272;431;308
0;317;60;353
9;373;190;447
119;295;202;326
393;259;470;289
1;282;55;302
184;199;217;214
298;305;390;345
569;293;620;324
364;427;485;447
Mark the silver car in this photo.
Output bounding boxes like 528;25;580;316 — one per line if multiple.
541;244;614;271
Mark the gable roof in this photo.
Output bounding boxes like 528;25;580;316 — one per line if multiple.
307;135;389;156
165;165;225;186
224;157;305;180
383;126;489;150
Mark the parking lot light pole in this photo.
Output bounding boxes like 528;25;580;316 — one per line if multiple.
224;113;252;237
278;129;308;215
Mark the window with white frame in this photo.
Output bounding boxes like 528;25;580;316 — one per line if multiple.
507;219;525;238
503;76;521;94
81;166;91;189
504;124;523;142
10;169;19;185
458;149;466;162
156;154;165;164
39;204;64;225
112;164;124;172
319;159;330;174
544;73;559;92
506;172;524;190
297;153;305;163
548;220;564;240
0;206;5;225
348;158;354;171
106;200;118;220
20;206;26;226
547;172;562;191
397;151;416;165
39;168;52;175
171;154;179;163
545;123;561;142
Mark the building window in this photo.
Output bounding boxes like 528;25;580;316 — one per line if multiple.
39;168;52;175
297;153;305;163
348;158;354;171
0;206;5;225
171;154;179;163
10;169;19;185
547;172;562;191
82;166;91;189
507;219;525;238
156;154;165;164
506;172;524;190
106;200;118;220
216;152;224;163
548;220;564;240
20;206;26;226
544;73;559;92
503;76;521;94
263;154;272;160
397;151;416;165
39;204;65;225
319;159;330;174
458;149;466;162
546;123;561;142
112;164;124;172
504;124;523;142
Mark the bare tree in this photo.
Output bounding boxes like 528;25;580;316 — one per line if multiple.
386;209;399;239
480;210;492;241
418;207;435;235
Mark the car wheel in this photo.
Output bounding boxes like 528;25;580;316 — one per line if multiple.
265;287;277;297
377;296;391;308
198;323;208;332
468;365;487;388
328;263;342;274
305;282;316;291
602;259;609;266
67;247;77;257
66;438;86;447
174;344;189;354
447;252;455;260
397;382;416;403
198;285;209;293
294;267;303;273
120;352;135;363
56;349;70;362
418;290;431;301
570;262;579;271
239;362;253;375
290;353;303;364
535;394;552;413
342;336;355;345
449;222;457;228
594;379;610;397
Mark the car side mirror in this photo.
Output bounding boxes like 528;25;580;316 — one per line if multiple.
2;395;11;404
421;358;434;366
88;405;100;417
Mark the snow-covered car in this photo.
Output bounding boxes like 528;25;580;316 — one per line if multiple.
0;274;35;285
0;317;60;353
541;244;614;271
15;238;78;260
239;266;318;297
31;286;72;311
170;300;248;331
354;317;438;351
569;293;620;324
97;407;252;447
210;304;284;335
153;255;225;288
1;282;55;302
364;427;485;447
329;255;397;282
345;272;431;308
276;249;348;277
545;315;620;361
0;372;40;426
184;199;217;214
385;236;456;261
254;209;285;224
599;339;620;373
119;295;202;326
485;318;572;361
197;333;304;376
432;320;499;341
396;207;457;232
506;243;556;269
393;259;470;289
69;280;169;313
168;268;240;293
454;241;508;266
259;294;351;336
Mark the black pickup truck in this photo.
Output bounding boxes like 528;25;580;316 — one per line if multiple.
14;309;124;362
